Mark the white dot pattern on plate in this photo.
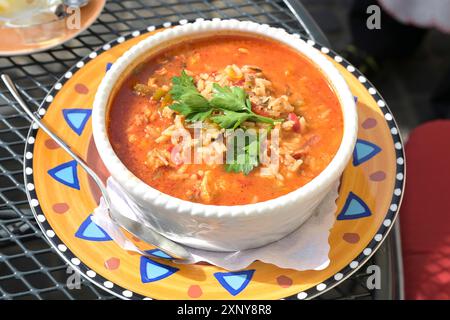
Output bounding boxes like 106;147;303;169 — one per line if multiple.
87;270;96;278
297;292;307;300
122;290;133;298
363;248;372;256
368;87;376;95
397;173;404;180
71;258;81;266
390;204;398;211
350;261;359;269
58;244;67;252
347;65;355;72
104;281;114;289
374;234;383;242
25;152;33;159
383;219;392;227
46;230;55;238
76;61;84;68
26;183;34;191
377;100;386;107
25;167;33;175
37;215;45;222
316;283;326;291
394;188;402;196
46;95;53;102
334;273;343;281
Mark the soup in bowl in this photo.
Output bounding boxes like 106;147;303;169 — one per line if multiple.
93;20;357;251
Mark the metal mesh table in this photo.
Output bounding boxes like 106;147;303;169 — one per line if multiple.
0;0;400;300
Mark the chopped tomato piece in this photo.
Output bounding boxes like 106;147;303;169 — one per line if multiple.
288;113;301;132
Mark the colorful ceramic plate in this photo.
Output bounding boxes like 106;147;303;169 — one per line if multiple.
24;20;405;300
0;0;105;56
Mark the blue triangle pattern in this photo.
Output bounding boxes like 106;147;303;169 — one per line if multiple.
140;256;179;283
214;270;255;296
145;249;172;259
106;62;113;72
353;139;381;166
75;214;112;241
48;160;80;189
337;192;372;220
63;109;92;136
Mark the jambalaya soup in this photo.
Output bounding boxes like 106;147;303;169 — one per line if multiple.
107;35;344;205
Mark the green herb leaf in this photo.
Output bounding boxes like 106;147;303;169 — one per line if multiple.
180;92;210;111
187;109;213;122
210;84;250;112
168;71;211;122
210;110;253;129
169;70;197;100
225;136;259;175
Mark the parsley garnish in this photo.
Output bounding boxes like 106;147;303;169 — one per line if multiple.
168;71;212;121
167;70;278;174
168;70;278;128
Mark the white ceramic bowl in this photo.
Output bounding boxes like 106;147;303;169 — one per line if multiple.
92;19;358;252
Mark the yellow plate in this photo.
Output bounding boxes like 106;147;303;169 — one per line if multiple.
24;23;405;300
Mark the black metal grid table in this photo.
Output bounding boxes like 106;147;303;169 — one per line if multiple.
0;0;401;300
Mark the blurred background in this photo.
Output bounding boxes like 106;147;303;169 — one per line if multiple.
303;0;450;138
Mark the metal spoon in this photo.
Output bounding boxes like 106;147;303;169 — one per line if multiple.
1;74;193;262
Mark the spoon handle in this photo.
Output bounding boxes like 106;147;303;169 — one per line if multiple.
1;74;110;204
1;74;193;262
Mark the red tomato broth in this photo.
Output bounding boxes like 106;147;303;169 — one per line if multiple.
107;35;343;205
